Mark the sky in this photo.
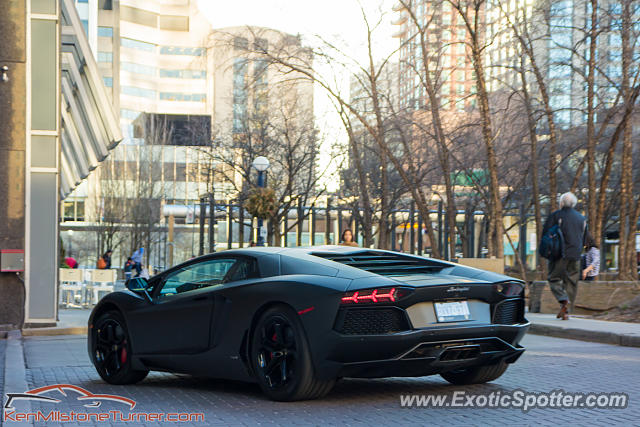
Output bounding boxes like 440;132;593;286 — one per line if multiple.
196;0;398;191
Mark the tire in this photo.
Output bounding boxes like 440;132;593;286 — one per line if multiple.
440;361;508;385
91;310;148;385
250;305;335;401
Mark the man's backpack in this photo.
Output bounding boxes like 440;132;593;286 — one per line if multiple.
539;218;565;260
97;257;107;269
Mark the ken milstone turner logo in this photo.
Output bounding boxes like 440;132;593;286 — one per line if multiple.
3;384;205;423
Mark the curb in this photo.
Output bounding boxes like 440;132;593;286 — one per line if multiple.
3;330;33;426
21;326;87;337
528;323;640;348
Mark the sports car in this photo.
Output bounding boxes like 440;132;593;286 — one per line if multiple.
88;246;529;401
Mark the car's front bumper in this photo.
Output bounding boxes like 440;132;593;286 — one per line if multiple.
316;321;530;379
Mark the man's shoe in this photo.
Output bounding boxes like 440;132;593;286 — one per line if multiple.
557;301;568;319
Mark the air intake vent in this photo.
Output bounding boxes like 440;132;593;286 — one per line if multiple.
334;307;410;335
493;299;522;324
313;251;446;276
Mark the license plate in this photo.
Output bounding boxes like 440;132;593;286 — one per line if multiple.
434;301;471;322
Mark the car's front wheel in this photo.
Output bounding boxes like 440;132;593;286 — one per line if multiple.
250;305;334;401
440;361;508;385
91;310;148;385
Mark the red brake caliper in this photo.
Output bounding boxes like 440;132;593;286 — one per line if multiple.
120;340;127;364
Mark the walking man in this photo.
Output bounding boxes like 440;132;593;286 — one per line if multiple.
542;192;587;320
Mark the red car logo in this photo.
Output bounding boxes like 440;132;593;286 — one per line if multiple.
4;384;136;410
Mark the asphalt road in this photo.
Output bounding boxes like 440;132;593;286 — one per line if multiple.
6;334;640;426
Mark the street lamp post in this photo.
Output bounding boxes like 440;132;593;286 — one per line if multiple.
252;156;270;246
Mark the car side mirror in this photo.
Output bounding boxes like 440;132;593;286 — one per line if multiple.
126;277;153;303
126;277;149;292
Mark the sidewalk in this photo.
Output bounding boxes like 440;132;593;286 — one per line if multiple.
21;308;90;337
527;312;640;347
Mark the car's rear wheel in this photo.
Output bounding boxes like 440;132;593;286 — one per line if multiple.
250;305;335;401
91;310;148;385
440;361;508;385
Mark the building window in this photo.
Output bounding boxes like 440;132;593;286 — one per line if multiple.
122;61;155;76
103;77;113;87
97;51;113;62
122;86;157;99
234;37;249;50
62;200;85;222
98;26;113;37
121;37;156;52
159;92;206;102
159;69;206;79
81;19;89;36
254;38;268;51
160;46;205;56
233;58;248;132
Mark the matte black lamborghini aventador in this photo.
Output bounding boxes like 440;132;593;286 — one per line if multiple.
88;246;529;401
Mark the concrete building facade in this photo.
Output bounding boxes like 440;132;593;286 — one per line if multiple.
61;2;315;268
0;0;121;328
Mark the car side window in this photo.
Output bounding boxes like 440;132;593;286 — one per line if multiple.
224;258;259;283
159;259;237;297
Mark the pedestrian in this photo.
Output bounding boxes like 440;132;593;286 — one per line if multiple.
131;248;144;276
102;249;112;269
124;257;134;281
340;229;359;247
582;232;600;281
542;192;587;320
64;256;78;269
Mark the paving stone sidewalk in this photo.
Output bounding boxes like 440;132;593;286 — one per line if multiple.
527;313;640;347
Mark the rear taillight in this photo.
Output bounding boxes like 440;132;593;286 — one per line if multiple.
340;287;412;305
494;282;524;297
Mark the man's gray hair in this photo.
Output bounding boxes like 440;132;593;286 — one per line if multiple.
559;192;578;209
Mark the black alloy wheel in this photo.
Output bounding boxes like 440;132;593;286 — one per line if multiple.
256;315;297;388
251;305;335;401
91;310;148;385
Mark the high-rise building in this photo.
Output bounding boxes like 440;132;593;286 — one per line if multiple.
63;2;315;265
484;0;632;128
392;0;479;113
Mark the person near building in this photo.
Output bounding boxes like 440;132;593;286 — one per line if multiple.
340;229;359;247
124;257;134;281
542;192;588;320
131;248;144;276
102;249;112;269
582;233;600;281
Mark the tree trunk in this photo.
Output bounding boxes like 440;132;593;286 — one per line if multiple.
586;0;598;236
520;66;546;276
401;0;457;259
618;0;633;279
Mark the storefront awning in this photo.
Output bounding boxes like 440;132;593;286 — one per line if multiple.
59;0;122;198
